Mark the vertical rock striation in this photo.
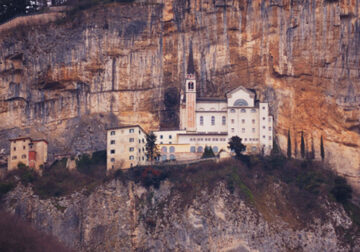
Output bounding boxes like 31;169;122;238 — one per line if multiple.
0;0;360;191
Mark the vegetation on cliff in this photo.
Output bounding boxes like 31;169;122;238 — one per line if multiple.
0;152;359;249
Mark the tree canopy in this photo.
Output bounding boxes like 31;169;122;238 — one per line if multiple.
145;132;159;163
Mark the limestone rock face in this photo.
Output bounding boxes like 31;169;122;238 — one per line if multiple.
4;181;359;251
0;1;360;191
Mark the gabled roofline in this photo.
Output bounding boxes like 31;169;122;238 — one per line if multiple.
226;86;256;98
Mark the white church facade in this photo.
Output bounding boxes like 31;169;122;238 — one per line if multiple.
153;72;273;162
106;51;274;170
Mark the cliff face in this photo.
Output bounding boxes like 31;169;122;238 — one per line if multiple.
4;180;358;251
0;0;360;191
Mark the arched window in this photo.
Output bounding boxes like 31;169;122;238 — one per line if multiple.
169;146;175;153
161;146;167;153
170;154;176;160
211;116;215;125
188;82;194;90
190;146;196;152
161;155;167;161
230;109;235;113
233;99;248;107
210;107;216;111
213;146;218;153
200;116;204;126
197;146;203;153
241;108;246;113
222;116;226;125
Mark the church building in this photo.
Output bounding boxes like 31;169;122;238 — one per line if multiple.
106;49;274;170
153;49;273;161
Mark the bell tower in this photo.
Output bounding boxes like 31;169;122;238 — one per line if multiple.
185;45;196;132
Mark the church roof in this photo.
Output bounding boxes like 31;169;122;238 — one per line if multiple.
196;97;227;102
226;86;256;98
187;44;195;74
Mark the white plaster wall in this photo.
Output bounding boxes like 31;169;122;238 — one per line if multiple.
259;103;273;154
227;89;254;107
196;101;227;111
107;126;147;171
227;108;260;145
196;111;227;133
153;130;186;144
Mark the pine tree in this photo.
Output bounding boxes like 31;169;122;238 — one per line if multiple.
301;131;305;159
202;146;215;158
287;130;291;159
320;135;325;161
146;132;159;164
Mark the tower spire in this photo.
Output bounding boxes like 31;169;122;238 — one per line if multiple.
187;43;195;75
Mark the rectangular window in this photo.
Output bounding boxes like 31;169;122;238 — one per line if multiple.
232;119;235;124
110;131;115;135
263;135;266;138
129;138;134;142
129;147;134;152
262;106;266;110
129;129;134;133
110;140;115;144
13;147;16;151
211;116;215;125
268;117;272;122
200;116;204;126
23;146;25;150
242;128;245;133
231;128;234;133
263;117;265;120
21;154;26;159
169;135;172;139
269;127;272;131
269;136;272;140
241;119;245;124
262;126;265;129
252;128;255;133
160;135;163;139
110;149;115;154
252;119;255;124
129;156;134;160
222;116;226;125
111;158;115;162
139;149;141;153
12;156;17;160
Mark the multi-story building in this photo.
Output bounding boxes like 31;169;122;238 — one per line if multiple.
154;51;273;161
8;137;48;171
106;125;147;171
107;51;274;169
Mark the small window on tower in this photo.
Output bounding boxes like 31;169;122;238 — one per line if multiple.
188;82;194;90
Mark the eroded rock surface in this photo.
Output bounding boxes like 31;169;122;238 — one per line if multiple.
0;1;359;191
4;180;359;251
